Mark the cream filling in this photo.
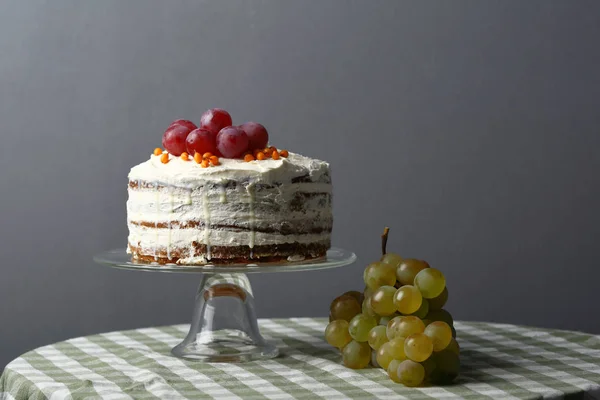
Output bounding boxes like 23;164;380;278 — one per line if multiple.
126;185;331;223
127;205;331;226
127;224;330;250
126;187;331;229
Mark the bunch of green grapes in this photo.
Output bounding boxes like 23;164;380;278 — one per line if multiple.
324;227;460;387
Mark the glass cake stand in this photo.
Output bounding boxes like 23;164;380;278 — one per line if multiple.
93;248;356;362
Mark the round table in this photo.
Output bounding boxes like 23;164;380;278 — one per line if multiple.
2;318;600;400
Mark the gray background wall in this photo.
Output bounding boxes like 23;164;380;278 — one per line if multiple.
1;0;599;370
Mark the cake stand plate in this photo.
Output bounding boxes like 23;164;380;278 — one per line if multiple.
93;248;356;363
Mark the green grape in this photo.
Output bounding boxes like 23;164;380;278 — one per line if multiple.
348;314;378;342
386;316;402;340
361;296;378;318
397;360;425;387
446;338;460;357
330;294;361;322
430;349;460;384
364;262;396;290
414;268;446;299
428;287;448;310
388;337;407;360
324;320;352;349
420;357;437;381
388;316;425;340
411;298;429;319
426;309;454;327
381;252;403;269
376;337;406;370
368;325;389;350
370;286;397;316
396;259;429;285
393;285;423;315
387;359;403;383
404;333;433;362
375;344;393;370
342;340;371;369
343;290;364;305
424;321;452;352
370;350;380;368
363;286;373;299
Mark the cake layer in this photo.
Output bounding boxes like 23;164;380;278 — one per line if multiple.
128;242;329;265
128;224;330;253
128;221;332;234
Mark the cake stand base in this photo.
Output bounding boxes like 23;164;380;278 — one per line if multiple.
171;273;279;362
93;248;356;363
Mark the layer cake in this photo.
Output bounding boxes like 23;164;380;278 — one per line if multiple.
127;151;332;264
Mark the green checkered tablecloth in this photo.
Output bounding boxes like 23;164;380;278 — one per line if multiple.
2;318;600;399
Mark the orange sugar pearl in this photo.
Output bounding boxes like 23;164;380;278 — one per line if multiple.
194;153;203;164
269;146;277;152
180;152;189;161
256;152;266;160
263;148;273;156
244;154;255;162
253;148;262;156
272;150;280;160
209;156;220;166
160;153;170;164
203;152;213;159
153;148;163;156
201;159;210;168
280;149;289;158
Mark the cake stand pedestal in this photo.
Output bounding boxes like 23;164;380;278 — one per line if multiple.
94;248;356;362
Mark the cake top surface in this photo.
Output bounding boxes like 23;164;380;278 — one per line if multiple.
128;151;329;187
130;108;330;187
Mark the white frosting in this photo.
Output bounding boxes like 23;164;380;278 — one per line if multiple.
126;187;331;224
126;151;332;263
128;225;328;251
128;152;330;187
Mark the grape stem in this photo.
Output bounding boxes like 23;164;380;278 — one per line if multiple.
381;227;390;255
